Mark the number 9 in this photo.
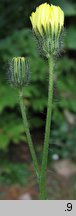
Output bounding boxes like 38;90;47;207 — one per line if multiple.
67;203;72;211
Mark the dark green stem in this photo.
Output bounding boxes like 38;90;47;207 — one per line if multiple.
39;56;54;199
19;90;39;178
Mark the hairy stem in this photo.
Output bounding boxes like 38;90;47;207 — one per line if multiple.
19;90;39;178
39;56;54;199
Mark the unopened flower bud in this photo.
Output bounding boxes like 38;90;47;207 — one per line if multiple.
30;3;64;57
8;57;30;88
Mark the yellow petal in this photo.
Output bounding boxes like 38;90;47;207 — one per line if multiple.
30;3;64;37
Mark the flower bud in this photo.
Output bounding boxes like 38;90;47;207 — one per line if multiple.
30;3;64;57
8;57;30;88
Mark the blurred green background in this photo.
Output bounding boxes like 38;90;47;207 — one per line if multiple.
0;0;76;195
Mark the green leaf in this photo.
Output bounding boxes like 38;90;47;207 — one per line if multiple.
0;85;18;113
0;112;25;150
65;27;76;50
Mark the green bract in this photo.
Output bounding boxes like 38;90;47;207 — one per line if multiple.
8;57;30;88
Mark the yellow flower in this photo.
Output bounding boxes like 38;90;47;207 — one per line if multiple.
30;3;64;37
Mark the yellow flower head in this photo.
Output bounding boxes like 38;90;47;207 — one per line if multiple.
30;3;64;37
